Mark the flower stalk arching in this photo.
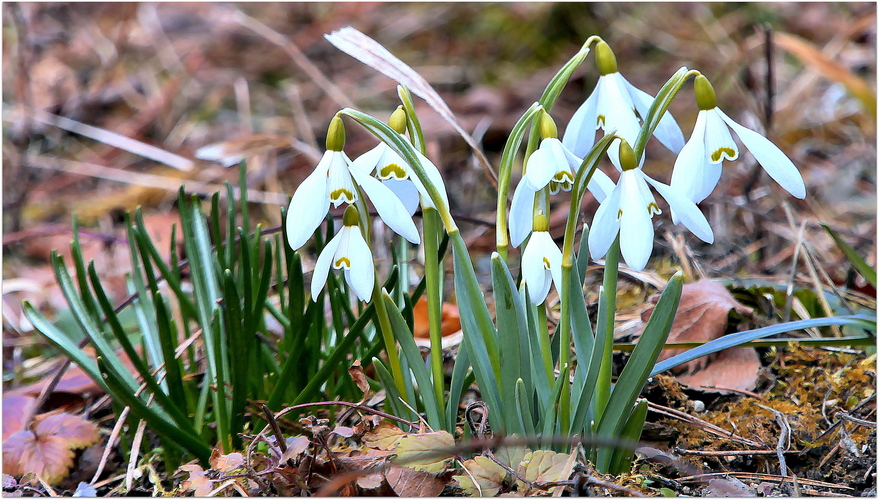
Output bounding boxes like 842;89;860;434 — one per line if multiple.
632;68;702;160
495;102;543;261
393;88;447;409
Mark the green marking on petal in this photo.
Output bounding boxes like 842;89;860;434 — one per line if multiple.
334;256;351;269
543;256;552;269
710;147;736;163
330;188;355;204
617;209;623;220
379;163;408;180
597;115;606;128
647;202;661;216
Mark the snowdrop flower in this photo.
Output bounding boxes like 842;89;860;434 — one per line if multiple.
589;140;714;272
509;113;615;248
562;40;685;160
352;106;450;215
670;75;806;206
286;115;420;250
521;214;563;306
311;206;374;302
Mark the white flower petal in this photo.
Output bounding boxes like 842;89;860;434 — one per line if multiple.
618;171;654;272
646;176;714;244
670;111;720;207
412;150;450;209
327;152;359;208
310;230;343;301
703;109;739;163
562;90;600;157
383;179;420;215
286;152;331;250
350;166;421;244
599;74;641;146
521;233;551;305
588;182;623;260
620;74;685;153
509;180;537;248
522;146;557;191
344;227;375;301
585;166;616;203
718;109;806;199
351;144;386;174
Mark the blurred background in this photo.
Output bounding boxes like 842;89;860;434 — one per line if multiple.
3;3;876;381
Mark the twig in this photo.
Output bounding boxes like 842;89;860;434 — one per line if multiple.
675;448;801;457
677;472;852;490
125;418;149;492
647;401;762;447
579;474;647;497
91;407;131;485
837;412;878;428
757;404;791;476
261;405;288;455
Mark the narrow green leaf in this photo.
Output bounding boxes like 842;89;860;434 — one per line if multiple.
154;292;188;415
596;273;683;470
490;253;530;435
515;378;537;438
651;313;876;377
50;252;137;391
822;223;877;288
381;292;443;429
450;231;504;432
633;67;690;159
607;399;648;475
96;356;211;463
446;345;471;432
222;269;247;450
568;255;594;428
540;365;570;447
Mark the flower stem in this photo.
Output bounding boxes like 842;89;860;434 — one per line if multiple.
536;304;554;382
594;235;619;420
422;207;446;412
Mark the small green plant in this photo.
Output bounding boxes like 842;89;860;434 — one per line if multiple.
24;27;875;482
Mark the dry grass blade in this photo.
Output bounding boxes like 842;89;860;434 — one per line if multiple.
25;111;193;171
773;31;876;119
29;156;289;206
325;26;497;186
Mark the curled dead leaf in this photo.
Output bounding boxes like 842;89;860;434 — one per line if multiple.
391;430;455;472
2;413;101;486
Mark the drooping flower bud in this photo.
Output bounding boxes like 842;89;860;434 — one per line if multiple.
595;40;618;76
618;139;638;171
389;106;408;134
342;204;360;227
694;75;717;111
326;115;346;152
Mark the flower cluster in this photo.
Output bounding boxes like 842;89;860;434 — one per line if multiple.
285;110;449;302
286;40;806;306
511;41;805;304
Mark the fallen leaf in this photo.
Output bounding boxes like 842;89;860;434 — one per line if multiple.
707;476;757;497
391;431;455;472
642;280;754;374
454;456;508;497
493;441;530;470
2;396;38;441
280;435;311;463
676;347;763;392
386;464;448;497
348;361;370;393
363;421;406;451
515;450;574;491
2;413;100;486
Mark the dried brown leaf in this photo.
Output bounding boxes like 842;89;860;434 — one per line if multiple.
391;430;455;472
280;435;311;463
644;280;753;374
362;421;406;451
676;347;762;392
515;450;574;489
2;413;100;486
453;456;508;497
386;464;448;497
348;361;370;394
